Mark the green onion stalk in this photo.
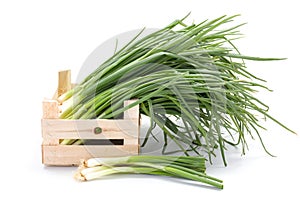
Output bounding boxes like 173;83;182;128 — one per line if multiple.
75;155;223;189
59;14;295;166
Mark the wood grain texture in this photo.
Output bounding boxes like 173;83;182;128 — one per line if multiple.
42;145;139;166
42;100;59;119
123;99;140;146
42;119;138;144
58;70;71;97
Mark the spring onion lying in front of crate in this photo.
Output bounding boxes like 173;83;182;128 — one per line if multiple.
74;155;223;189
60;14;295;165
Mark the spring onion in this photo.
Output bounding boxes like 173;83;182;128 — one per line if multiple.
75;155;223;189
59;14;295;166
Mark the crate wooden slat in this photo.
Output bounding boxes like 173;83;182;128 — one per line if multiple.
42;119;139;144
42;145;139;166
42;70;140;166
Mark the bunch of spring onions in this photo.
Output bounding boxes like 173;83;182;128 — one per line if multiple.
75;155;223;189
59;14;295;166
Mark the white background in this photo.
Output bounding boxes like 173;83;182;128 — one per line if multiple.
1;0;300;199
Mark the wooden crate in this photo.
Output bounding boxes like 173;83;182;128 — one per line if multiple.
42;70;140;166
